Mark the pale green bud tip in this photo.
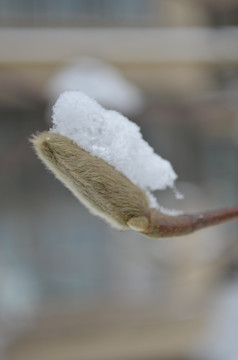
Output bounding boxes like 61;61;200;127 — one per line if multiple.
31;132;150;230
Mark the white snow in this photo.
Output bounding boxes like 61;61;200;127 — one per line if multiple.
51;91;178;210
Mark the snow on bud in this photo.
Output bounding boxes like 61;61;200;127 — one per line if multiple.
32;91;179;232
32;91;238;237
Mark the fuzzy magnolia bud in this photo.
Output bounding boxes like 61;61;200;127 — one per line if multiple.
32;132;150;230
32;131;238;238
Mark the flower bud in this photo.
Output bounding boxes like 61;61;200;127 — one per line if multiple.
32;132;150;230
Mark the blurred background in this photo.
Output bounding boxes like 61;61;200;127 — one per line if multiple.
1;1;238;359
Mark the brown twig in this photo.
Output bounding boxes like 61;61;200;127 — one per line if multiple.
133;206;238;238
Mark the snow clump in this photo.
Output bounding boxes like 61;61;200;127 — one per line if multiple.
51;91;178;210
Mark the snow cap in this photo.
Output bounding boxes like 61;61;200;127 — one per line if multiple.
51;91;178;209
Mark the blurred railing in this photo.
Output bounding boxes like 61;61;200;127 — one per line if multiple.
0;27;238;65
